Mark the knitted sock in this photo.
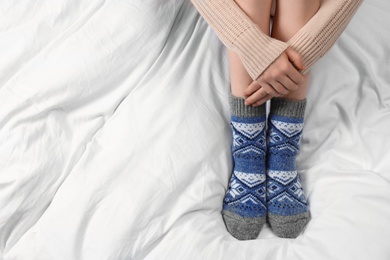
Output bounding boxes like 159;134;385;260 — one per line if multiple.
222;95;267;240
266;98;309;238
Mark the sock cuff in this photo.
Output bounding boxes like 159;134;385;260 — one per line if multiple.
270;98;307;118
230;95;266;118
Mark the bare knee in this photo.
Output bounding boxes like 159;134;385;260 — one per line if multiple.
272;0;320;41
296;0;320;21
276;0;320;22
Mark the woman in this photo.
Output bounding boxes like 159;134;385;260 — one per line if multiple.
191;0;362;240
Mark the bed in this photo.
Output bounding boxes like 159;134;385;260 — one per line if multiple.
1;0;390;259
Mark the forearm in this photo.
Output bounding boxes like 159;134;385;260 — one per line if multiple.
190;0;289;80
289;0;363;74
228;0;273;98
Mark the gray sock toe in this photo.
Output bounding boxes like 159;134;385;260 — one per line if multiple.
268;212;310;238
222;211;266;240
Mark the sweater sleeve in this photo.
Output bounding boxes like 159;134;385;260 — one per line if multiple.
288;0;363;74
190;0;289;80
191;0;363;79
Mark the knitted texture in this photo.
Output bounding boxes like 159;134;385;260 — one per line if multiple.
267;115;308;215
222;96;267;240
266;99;309;238
191;0;363;79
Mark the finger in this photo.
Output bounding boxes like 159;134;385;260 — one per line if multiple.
253;94;272;107
285;47;305;71
287;66;305;85
245;87;269;106
243;80;262;97
261;82;283;97
269;80;290;95
278;76;299;91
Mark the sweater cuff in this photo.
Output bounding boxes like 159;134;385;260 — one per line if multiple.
287;0;363;74
234;26;289;80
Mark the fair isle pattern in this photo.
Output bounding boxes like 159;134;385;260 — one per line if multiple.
267;170;297;186
267;115;308;216
223;115;267;218
231;121;266;139
234;172;266;188
270;120;304;138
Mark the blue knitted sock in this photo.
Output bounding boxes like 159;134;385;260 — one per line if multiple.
266;98;309;238
222;96;267;240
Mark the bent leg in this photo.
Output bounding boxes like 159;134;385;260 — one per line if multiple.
222;0;273;240
267;0;320;238
271;0;320;100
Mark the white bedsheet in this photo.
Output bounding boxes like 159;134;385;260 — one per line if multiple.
1;0;390;259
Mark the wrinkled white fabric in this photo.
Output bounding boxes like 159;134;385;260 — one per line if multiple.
0;0;389;259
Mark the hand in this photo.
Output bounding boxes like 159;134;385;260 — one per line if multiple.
244;47;305;106
244;81;273;106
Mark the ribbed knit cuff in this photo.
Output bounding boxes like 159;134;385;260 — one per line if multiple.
236;26;289;80
230;95;266;118
287;0;363;74
270;98;307;118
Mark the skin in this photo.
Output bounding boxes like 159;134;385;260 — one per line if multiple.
228;0;321;106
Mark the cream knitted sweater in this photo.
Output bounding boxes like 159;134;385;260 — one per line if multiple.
191;0;363;79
